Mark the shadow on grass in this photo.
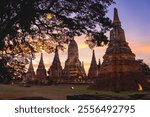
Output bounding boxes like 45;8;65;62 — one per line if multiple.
13;97;51;100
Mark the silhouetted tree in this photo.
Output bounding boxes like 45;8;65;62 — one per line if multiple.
0;0;114;51
0;53;28;83
0;0;114;82
0;57;13;83
137;59;150;77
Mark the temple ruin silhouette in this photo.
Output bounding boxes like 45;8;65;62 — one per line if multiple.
25;8;150;91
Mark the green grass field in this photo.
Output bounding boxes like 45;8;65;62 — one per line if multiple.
0;84;149;99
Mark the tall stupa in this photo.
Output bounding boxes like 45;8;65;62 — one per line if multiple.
96;8;150;91
63;39;86;83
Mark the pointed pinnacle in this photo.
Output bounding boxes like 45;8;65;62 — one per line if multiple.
92;50;96;61
98;58;101;68
41;53;43;60
91;50;97;66
98;59;101;65
39;53;44;66
53;46;59;62
113;8;121;26
92;49;95;56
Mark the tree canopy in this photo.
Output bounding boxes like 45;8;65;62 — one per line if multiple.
0;0;114;82
137;60;150;77
0;0;114;53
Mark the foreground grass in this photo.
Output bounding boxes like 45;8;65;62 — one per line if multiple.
0;84;149;99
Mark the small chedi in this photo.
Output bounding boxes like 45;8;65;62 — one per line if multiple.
88;50;99;81
36;53;47;84
48;47;62;83
95;8;150;91
26;60;36;83
26;53;47;84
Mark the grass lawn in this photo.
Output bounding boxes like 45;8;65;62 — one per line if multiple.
0;84;149;100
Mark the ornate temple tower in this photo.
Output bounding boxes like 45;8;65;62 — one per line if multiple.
97;8;146;91
63;39;86;82
88;50;98;79
36;53;47;83
48;47;62;83
26;59;36;82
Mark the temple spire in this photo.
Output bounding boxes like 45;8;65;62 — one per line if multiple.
38;53;45;69
88;50;98;79
36;53;47;83
113;8;121;26
52;46;60;65
63;39;86;82
97;59;101;69
28;59;34;72
97;8;144;91
48;46;62;81
68;39;79;60
110;8;126;41
26;59;36;82
91;50;97;66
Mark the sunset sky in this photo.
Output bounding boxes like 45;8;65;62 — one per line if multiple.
31;0;150;74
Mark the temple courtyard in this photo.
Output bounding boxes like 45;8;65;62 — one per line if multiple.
0;84;150;100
